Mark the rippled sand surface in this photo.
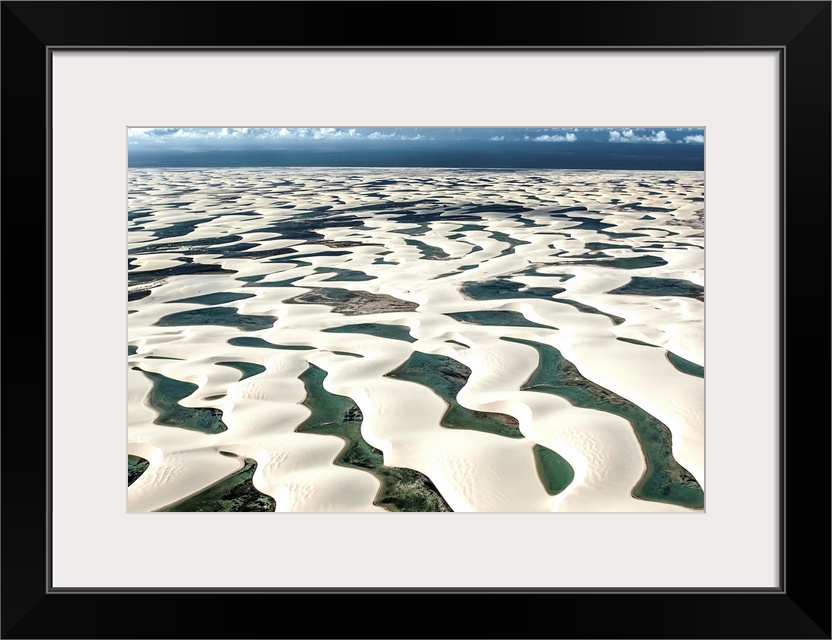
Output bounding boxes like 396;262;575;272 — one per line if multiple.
127;168;704;512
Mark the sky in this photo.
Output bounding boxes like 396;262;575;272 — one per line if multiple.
128;127;705;170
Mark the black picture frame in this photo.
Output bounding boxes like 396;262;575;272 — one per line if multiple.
2;2;829;638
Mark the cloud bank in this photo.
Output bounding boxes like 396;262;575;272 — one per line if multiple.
608;129;671;143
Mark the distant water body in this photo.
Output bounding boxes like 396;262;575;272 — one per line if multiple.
128;142;704;170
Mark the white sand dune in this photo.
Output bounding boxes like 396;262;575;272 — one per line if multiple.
128;168;705;512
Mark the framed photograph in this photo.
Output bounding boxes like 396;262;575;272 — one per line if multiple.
2;2;829;638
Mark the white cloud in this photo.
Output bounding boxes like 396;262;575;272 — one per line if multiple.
683;134;705;144
310;128;364;139
366;131;428;141
128;127;188;143
608;129;671;143
171;129;202;139
489;135;505;141
129;127;371;142
129;127;437;147
532;133;577;142
128;127;182;140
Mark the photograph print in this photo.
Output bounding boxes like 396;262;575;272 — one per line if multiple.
127;126;705;513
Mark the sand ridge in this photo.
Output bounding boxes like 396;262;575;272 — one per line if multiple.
128;168;704;512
